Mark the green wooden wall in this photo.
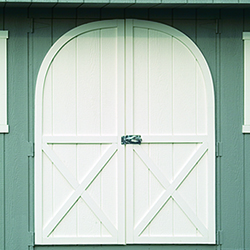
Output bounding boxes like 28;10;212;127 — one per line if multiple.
0;5;249;250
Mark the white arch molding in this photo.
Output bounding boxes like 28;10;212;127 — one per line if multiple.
35;19;215;245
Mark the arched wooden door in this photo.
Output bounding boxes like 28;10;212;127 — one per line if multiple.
35;19;215;245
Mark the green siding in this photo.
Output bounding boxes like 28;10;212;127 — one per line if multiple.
220;9;244;249
0;6;249;250
244;10;250;250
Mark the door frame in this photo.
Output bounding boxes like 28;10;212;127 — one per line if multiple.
35;19;215;245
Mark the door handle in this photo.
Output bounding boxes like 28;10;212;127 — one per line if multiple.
121;135;142;145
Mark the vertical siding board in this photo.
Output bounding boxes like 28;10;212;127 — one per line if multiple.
196;12;218;239
0;7;3;27
4;7;31;250
172;9;196;44
196;11;218;82
32;16;52;240
125;8;149;19
244;134;250;249
220;9;244;249
32;17;53;81
53;7;77;19
0;7;5;250
148;8;172;24
28;11;53;239
0;136;5;250
244;9;250;250
52;9;76;44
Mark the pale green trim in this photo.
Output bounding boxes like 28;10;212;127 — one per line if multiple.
242;125;250;133
0;31;8;134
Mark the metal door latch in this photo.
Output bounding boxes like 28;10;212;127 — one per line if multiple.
121;135;142;145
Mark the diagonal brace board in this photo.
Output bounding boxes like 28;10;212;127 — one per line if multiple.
43;143;79;189
133;143;208;237
42;143;118;237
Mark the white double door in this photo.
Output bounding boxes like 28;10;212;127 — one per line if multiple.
36;19;215;245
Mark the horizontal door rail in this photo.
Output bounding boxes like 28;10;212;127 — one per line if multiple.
43;135;208;144
141;135;208;143
43;135;118;144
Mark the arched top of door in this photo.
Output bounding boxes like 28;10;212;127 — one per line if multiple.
35;19;214;106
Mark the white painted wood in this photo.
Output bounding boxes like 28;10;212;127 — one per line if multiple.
116;20;126;243
125;20;134;243
125;19;215;244
243;32;250;133
35;19;215;245
133;143;208;237
43;136;117;144
0;31;8;133
35;20;125;244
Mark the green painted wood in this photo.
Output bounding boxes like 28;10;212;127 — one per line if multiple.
4;7;31;250
243;9;250;250
0;6;249;250
125;8;149;19
32;19;52;83
244;134;250;250
0;135;5;250
0;8;5;250
28;16;53;249
195;12;224;248
220;8;244;249
77;7;101;19
52;17;76;44
53;7;77;18
148;8;172;22
172;9;196;44
100;8;125;19
29;7;53;18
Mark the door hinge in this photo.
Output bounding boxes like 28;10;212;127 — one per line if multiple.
217;230;223;245
28;231;35;247
27;142;35;157
216;142;223;157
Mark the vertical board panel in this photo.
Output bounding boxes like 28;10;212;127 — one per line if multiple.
128;20;214;244
101;28;118;135
0;33;8;130
38;22;123;244
244;10;250;249
132;26;150;238
133;27;149;134
196;63;207;134
148;30;172;135
77;30;101;135
0;8;5;249
32;17;53;85
4;7;30;250
78;144;102;236
0;134;4;250
52;18;76;44
52;39;77;135
220;9;244;249
196;15;219;243
173;38;196;135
